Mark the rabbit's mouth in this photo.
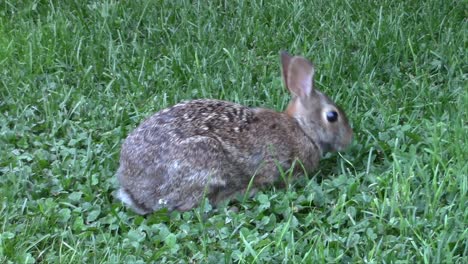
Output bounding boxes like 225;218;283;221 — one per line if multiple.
318;141;334;154
319;137;352;154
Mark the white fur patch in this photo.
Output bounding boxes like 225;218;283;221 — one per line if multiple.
117;188;134;206
117;188;148;215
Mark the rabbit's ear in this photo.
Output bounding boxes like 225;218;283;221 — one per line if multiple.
281;53;315;98
280;51;293;89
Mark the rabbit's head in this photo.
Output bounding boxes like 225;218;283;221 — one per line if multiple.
281;51;353;153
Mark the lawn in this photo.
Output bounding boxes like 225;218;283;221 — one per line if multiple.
0;0;466;263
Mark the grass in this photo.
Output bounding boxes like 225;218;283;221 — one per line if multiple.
0;0;466;263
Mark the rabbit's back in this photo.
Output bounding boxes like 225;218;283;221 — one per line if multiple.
120;99;260;166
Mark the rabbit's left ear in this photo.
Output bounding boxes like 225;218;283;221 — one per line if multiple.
281;51;315;98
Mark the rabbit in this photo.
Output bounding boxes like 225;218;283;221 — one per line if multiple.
116;51;353;214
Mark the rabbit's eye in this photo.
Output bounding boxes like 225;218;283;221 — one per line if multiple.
326;111;338;122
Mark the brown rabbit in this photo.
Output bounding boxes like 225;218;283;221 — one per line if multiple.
116;51;353;214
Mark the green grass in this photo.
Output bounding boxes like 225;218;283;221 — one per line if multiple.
0;0;466;263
